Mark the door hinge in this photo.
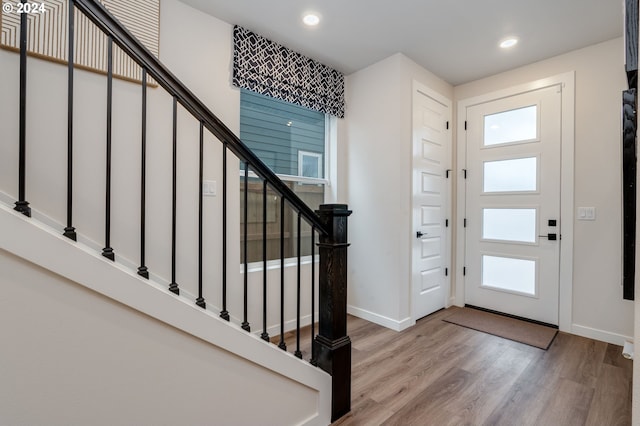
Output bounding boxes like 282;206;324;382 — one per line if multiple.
463;169;467;179
445;267;449;277
464;121;467;130
446;169;451;178
463;267;466;276
464;218;467;228
446;219;449;227
446;121;449;130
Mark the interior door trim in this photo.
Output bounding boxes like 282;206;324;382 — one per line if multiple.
455;72;575;333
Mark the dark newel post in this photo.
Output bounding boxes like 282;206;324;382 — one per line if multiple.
313;204;352;422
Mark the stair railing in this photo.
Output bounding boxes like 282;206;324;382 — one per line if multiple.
7;0;351;420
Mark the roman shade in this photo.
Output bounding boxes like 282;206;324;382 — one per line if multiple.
232;25;345;118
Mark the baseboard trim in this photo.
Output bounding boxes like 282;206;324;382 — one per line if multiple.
571;323;632;346
347;305;414;331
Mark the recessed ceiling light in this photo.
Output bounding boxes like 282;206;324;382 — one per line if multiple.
500;38;518;49
303;13;320;26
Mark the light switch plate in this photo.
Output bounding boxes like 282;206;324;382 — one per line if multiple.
203;180;217;196
577;207;595;220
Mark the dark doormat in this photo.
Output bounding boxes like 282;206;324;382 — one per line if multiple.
443;307;558;350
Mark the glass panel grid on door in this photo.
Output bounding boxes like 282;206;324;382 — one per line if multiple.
464;85;561;325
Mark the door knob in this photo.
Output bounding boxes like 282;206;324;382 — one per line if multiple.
416;231;426;238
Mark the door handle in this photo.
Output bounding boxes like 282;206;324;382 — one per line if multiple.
416;231;426;238
539;233;557;241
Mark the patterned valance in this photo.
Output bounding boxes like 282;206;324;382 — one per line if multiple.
233;25;345;118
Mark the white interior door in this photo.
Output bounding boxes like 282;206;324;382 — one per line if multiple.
412;84;451;320
464;84;561;325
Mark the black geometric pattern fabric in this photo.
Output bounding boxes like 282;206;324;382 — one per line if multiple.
233;25;345;118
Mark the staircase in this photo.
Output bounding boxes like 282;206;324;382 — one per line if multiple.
0;0;350;424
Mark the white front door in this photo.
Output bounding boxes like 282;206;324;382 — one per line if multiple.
464;84;561;325
412;83;451;320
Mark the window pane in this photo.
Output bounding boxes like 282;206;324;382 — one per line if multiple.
483;209;536;243
484;105;537;146
299;151;322;178
484;157;537;192
240;178;324;263
482;255;536;296
302;156;318;177
240;89;325;178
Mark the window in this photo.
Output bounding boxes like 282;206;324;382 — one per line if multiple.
239;89;328;263
482;255;537;296
298;151;323;179
483;105;537;146
483;157;538;193
482;208;537;243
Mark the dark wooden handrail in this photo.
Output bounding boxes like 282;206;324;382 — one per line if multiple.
72;0;328;235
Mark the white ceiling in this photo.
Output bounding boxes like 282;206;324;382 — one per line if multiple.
180;0;623;86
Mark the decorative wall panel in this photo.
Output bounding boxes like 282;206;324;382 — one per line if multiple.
1;0;159;84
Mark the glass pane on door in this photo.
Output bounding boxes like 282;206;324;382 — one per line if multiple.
484;105;537;146
481;255;536;296
483;157;537;192
483;208;536;243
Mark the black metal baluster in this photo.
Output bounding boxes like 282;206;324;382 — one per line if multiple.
14;1;30;217
137;69;149;278
168;97;179;294
63;0;76;239
261;180;269;341
101;37;114;261
241;163;250;331
294;212;302;359
278;196;286;351
196;121;206;308
220;142;230;321
310;226;316;365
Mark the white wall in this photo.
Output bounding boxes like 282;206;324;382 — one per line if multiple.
455;38;633;343
345;53;453;329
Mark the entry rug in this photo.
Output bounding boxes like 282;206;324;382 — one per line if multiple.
443;307;558;350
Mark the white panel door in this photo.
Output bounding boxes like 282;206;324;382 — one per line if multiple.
412;85;451;320
464;85;561;325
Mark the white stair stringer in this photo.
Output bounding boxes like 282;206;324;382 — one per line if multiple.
0;202;331;425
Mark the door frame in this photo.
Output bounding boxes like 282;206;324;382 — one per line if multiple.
411;81;453;321
455;72;575;333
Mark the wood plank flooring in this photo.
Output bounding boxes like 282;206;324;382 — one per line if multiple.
284;306;633;426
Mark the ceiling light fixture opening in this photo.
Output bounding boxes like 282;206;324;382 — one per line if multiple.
303;13;320;26
500;38;519;49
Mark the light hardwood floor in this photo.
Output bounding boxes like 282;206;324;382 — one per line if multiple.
284;306;633;425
